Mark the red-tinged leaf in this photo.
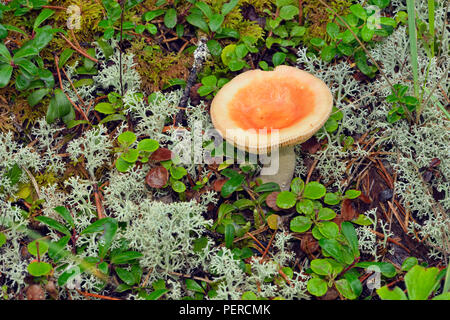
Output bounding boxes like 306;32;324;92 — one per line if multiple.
146;166;169;188
429;158;440;168
301;136;322;154
358;193;372;204
149;148;173;162
213;178;227;192
300;233;319;255
266;192;281;211
341;199;359;221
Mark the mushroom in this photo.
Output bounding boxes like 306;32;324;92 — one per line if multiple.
210;65;333;190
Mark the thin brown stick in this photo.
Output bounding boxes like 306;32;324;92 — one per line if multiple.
59;33;98;63
75;289;121;300
54;55;90;122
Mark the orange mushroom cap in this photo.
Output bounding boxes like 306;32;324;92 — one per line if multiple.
210;65;333;154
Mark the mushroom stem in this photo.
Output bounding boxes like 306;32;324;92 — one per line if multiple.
259;145;296;191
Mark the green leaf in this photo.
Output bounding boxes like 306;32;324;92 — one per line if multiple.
303;181;326;199
222;0;239;15
242;291;258;300
404;265;440;300
324;192;341;205
432;292;450;300
111;251;143;264
35;216;70;235
354;50;377;78
290;177;304;194
321;45;336;62
290;25;306;37
272;51;286;66
53;206;74;229
276;191;297;209
207;39;222;56
118;131;136;146
290;216;313;233
186;13;209;33
48;235;70;262
28;261;52;277
317;208;336;220
310;259;332;276
201;75;217;87
377;286;408;300
401;257;418;272
27;240;49;257
341;221;359;258
318;221;339;239
221;173;244;198
0;43;12;62
33;8;54;30
0;63;13;88
27;88;50;107
344;190;361;199
0;24;7;40
279;5;299;20
98;113;127;125
350;4;367;21
296;199;314;215
225;223;235;248
146;289;169;300
344;268;363;298
326;22;340;39
58;48;74;68
209;13;224;32
335;278;357;300
371;0;390;9
197;85;215;96
0;232;6;247
254;182;280;193
13;47;38;61
137;139;159;153
310;37;326;47
361;24;374;42
116;157;134;172
164;8;177;29
319;238;354;265
46;89;73;124
172;181;186;193
116;267;136;286
195;2;213;18
121;149;139;163
307;278;328;296
355;262;397;278
58;265;82;286
186;279;205;294
170;166;187;180
143;9;165;21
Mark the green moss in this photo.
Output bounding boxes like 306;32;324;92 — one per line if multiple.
205;0;266;40
302;0;351;40
130;39;192;92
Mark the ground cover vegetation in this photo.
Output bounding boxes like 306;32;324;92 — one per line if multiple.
0;0;448;300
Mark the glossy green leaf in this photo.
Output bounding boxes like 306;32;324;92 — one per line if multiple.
35;216;70;235
307;278;327;296
404;265;440;300
28;261;52;277
53;206;74;229
310;259;332;276
290;216;312;233
276;191;297;209
27;240;49;257
377;286;408;300
303;182;326;199
0;64;13;88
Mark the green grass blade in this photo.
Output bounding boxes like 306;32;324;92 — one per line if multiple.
428;0;435;57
